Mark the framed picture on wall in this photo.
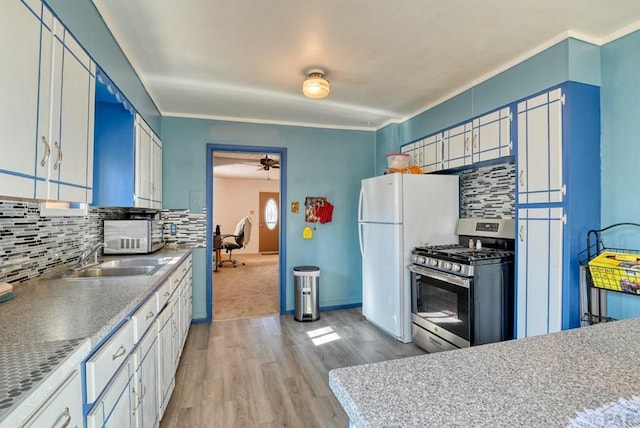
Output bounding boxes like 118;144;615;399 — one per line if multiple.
304;196;326;223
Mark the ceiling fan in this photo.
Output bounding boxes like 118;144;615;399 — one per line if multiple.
254;155;280;171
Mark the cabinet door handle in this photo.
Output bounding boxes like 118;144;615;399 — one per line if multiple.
472;134;478;149
519;170;525;187
464;136;470;152
145;311;155;320
111;345;126;360
40;136;51;167
53;141;62;170
54;407;71;428
519;225;525;242
131;386;140;413
140;378;147;399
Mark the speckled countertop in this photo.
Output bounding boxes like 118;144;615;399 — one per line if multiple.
329;318;640;427
0;246;192;425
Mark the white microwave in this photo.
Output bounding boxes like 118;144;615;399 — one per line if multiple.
103;220;164;254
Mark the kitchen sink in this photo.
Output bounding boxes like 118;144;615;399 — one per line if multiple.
63;265;158;279
97;257;174;268
49;255;176;280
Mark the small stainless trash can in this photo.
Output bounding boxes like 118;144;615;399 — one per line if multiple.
293;266;320;322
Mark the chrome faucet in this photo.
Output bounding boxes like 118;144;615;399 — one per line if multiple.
76;243;106;269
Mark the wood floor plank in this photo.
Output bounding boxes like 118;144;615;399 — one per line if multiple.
161;308;426;427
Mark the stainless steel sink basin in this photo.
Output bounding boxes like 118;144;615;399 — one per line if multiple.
98;257;173;268
64;266;157;279
48;255;176;280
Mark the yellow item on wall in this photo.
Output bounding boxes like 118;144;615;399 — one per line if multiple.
302;226;313;239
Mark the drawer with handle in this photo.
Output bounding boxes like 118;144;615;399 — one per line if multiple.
20;368;82;428
156;278;171;311
85;319;134;403
132;294;159;342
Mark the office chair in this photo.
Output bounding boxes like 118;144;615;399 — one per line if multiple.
218;216;252;267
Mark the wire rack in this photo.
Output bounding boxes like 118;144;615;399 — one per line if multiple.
579;223;640;324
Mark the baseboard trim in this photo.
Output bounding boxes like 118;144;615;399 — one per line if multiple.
282;302;362;315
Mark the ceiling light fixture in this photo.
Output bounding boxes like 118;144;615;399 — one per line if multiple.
303;69;330;99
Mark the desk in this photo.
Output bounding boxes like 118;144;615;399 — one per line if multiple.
213;235;222;272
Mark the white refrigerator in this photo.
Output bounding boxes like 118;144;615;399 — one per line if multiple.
358;173;460;343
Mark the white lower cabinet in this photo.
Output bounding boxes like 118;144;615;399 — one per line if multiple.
182;265;193;348
87;358;134;428
20;368;83;428
157;298;175;418
170;291;181;380
133;325;159;428
516;207;564;338
84;255;193;426
85;320;134;404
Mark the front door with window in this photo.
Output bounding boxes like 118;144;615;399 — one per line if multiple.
259;192;279;254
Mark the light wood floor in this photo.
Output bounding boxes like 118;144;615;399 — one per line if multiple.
213;253;279;320
160;308;426;427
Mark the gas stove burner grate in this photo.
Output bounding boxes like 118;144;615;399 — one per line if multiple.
413;244;514;263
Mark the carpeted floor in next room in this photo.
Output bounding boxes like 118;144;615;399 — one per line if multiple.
213;253;280;320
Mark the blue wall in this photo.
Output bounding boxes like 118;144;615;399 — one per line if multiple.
43;0;161;133
161;117;375;314
600;30;640;318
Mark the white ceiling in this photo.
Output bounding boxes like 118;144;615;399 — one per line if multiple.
93;0;640;130
213;152;280;181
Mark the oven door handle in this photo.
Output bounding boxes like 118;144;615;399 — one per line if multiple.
409;265;470;289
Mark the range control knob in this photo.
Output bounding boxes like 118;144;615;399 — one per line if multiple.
451;264;462;272
444;262;453;270
416;256;426;265
429;259;438;267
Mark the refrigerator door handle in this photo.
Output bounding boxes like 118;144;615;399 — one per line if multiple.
358;186;364;222
358;223;365;257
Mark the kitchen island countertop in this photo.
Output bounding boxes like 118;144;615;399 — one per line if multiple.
329;318;640;427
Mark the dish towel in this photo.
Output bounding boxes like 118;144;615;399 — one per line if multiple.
568;396;640;427
0;282;14;303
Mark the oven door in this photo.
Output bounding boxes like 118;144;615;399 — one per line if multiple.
410;264;471;348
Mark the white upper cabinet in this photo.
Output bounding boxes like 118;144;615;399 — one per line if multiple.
134;115;162;208
517;90;564;204
0;0;41;198
0;0;94;203
92;108;161;208
403;107;512;174
416;133;443;173
152;135;163;208
443;121;472;169
135;116;153;207
471;107;512;163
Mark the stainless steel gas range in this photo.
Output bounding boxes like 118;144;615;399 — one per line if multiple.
409;218;515;353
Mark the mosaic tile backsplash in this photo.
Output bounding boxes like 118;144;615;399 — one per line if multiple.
0;200;206;284
0;163;511;283
459;162;516;219
161;209;207;247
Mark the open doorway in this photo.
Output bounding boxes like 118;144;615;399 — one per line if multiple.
208;147;285;320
